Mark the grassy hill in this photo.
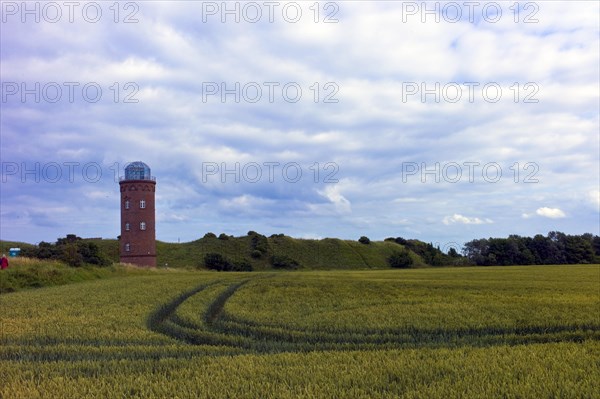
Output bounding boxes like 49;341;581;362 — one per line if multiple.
125;234;425;269
3;235;427;270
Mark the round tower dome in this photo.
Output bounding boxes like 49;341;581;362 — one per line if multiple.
124;161;151;181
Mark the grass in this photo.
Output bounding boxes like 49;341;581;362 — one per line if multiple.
0;257;152;293
0;236;427;270
89;235;426;269
3;237;423;270
1;265;598;398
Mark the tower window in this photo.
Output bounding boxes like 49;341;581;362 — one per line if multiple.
140;200;146;209
125;243;130;252
125;200;130;210
125;223;130;231
140;222;146;230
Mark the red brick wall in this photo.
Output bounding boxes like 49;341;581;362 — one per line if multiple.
119;180;156;267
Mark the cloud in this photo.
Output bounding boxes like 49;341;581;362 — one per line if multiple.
310;184;352;215
523;207;568;219
1;2;598;244
535;207;566;219
443;214;493;225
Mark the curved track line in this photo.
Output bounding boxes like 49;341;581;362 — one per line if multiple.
146;281;221;340
148;277;600;352
204;280;249;325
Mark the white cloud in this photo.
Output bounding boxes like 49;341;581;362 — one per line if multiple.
317;185;351;214
443;214;493;225
218;194;274;211
535;207;566;219
1;1;598;244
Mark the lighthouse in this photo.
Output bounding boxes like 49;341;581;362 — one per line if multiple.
119;162;156;267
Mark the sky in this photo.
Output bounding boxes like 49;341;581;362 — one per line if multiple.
1;1;599;252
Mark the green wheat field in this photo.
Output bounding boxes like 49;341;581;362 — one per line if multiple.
1;264;599;398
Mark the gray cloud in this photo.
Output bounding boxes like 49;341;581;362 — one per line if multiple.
1;1;598;246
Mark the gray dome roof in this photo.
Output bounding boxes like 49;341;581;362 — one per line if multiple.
124;161;151;180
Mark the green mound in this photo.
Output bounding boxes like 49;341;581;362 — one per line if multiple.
90;234;427;269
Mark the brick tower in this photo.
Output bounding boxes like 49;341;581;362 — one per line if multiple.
119;161;156;267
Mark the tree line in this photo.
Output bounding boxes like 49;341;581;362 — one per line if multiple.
20;234;111;267
15;231;600;268
462;232;599;266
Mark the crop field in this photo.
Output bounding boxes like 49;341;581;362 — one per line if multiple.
1;265;599;398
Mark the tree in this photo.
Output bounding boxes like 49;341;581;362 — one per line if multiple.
448;248;459;258
76;241;110;266
463;238;490;265
358;236;370;244
250;233;268;254
23;235;110;267
592;235;600;261
36;241;59;259
430;253;446;266
563;235;594;263
61;242;84;267
463;232;596;266
529;234;562;264
388;249;413;268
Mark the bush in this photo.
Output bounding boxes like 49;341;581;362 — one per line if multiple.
231;259;253;272
218;233;229;240
394;237;408;245
250;233;268;254
358;236;371;245
60;243;84;267
203;232;217;239
203;253;229;271
271;255;300;270
251;250;263;259
77;241;111;266
203;253;253;272
388;250;414;268
31;241;59;259
25;236;110;267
